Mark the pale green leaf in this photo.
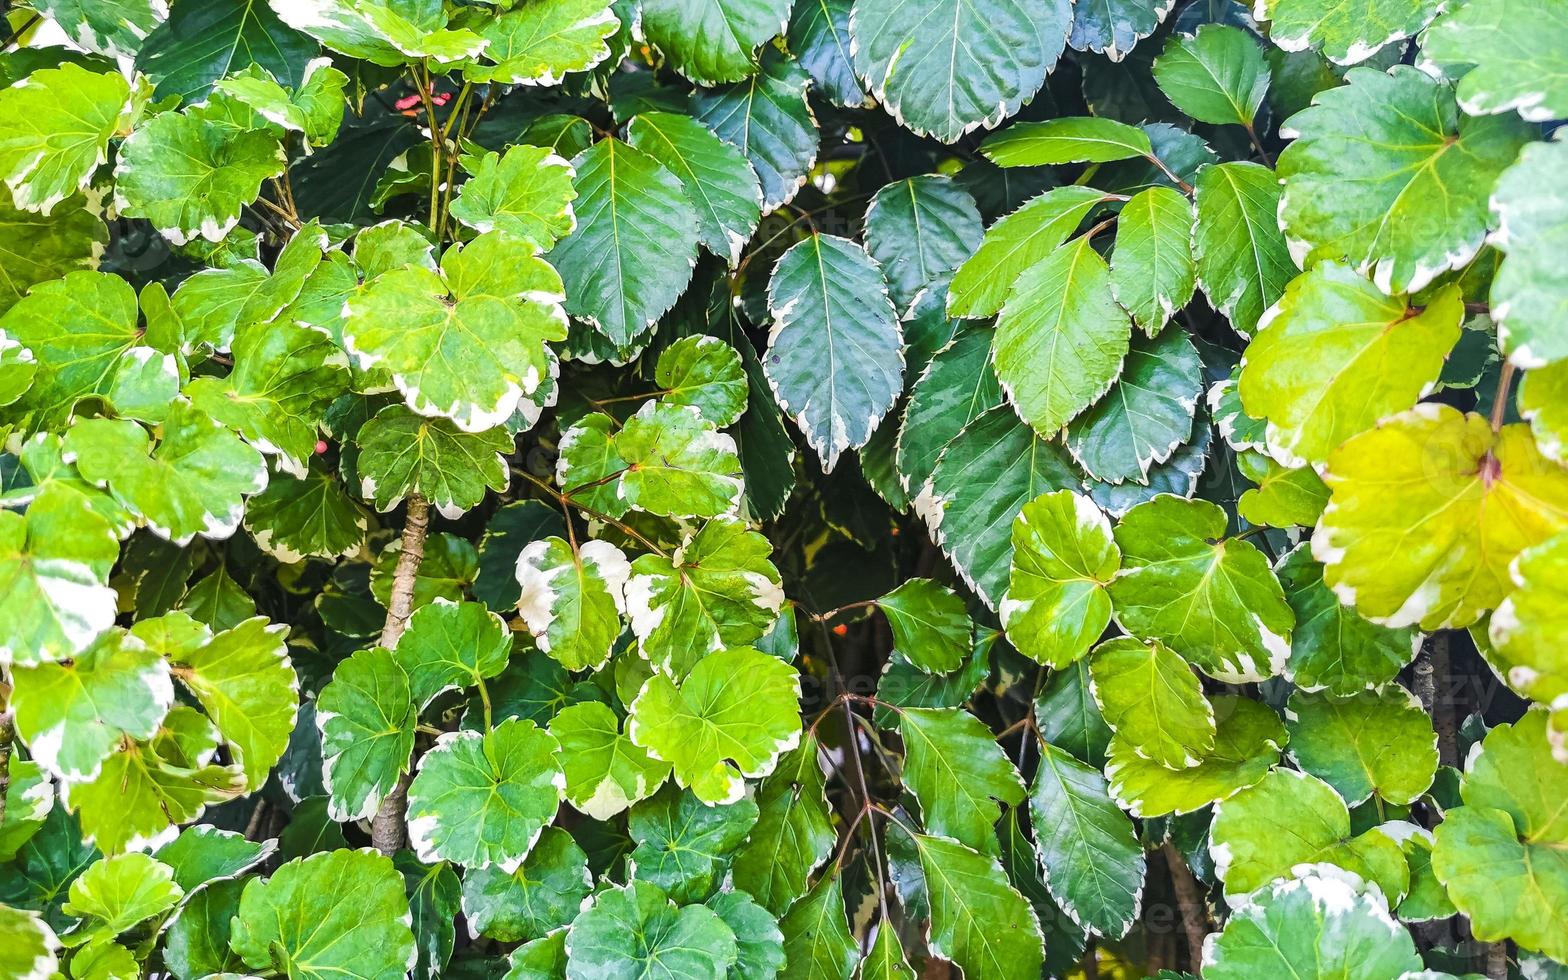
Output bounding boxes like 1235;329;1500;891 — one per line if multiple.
317;647;416;822
1089;636;1215;769
628;785;758;903
462;825;590;943
449;145;578;251
982;117;1153;167
1489;135;1568;369
0;65;135;214
1286;687;1437;806
405;718;564;871
1277;66;1529;295
1276;544;1420;696
913;832;1046;979
1193;161;1295;337
1314;407;1568;629
1000;490;1119;668
548;700;670;819
628;647;801;805
393;599;511;708
0;488;119;667
1109;186;1196;335
567;881;738;979
1420;0;1568;122
465;0;621;84
877;579;972;674
230;849;416;980
1258;0;1439;64
899;707;1025;854
1152;25;1270;126
356;406;513;518
1107;695;1284;817
654;335;748;427
515;537;630;672
948;186;1108;319
993;236;1131;439
1109;495;1294;682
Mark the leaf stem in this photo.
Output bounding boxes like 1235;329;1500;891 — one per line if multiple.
517;470;669;557
415;64;444;234
476;674;494;732
0;13;39;51
1244;122;1274;168
1490;361;1516;432
807;599;877;621
1145;153;1196;195
0;707;13;832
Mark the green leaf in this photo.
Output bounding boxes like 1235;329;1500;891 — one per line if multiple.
1277;66;1529;295
269;0;483;65
1152;25;1270;126
115;99;285;246
1521;360;1568;463
1202;874;1421;979
1109;495;1294;682
999;490;1118;668
461;826;591;942
465;0;621;85
60;852;181;944
982;117;1153;167
1242;266;1462;466
1276;544;1420;697
28;0;163;57
549;138;700;349
778;873;856;980
923;406;1082;609
11;628;172;782
0;64;136;213
625;112;761;269
395;855;460;980
654;335;749;428
1489;531;1568;706
0;487;119;667
405;718;564;871
691;50;818;210
706;891;784;978
1235;451;1330;528
0;760;54;862
1089;636;1215;769
1394;826;1456;923
1029;741;1145;938
877;579;972;674
0;904;59;980
317;647;417;822
731;734;835;915
392;599;511;709
912;831;1046;978
449;145;578;252
154;825;270;893
65;404;267;545
1109;186;1196;336
1068;0;1166;60
1286;688;1437;806
1314;407;1568;630
231;849;416;980
1420;0;1568;123
861;920;915;980
1066;327;1202;483
1192;161;1296;337
1489;135;1568;369
1432;712;1568;962
0;271;145;432
136;0;318;102
624;518;784;677
787;0;864;108
344;234;567;433
63;737;243;855
850;0;1071;141
0;195;105;317
899;707;1025;854
864;175;984;314
504;930;568;980
628;785;758;903
1210;768;1410;902
1258;0;1439;64
567;881;738;979
549;700;671;819
895;323;1004;496
515;537;629;672
993;235;1131;439
1107;695;1285;817
628;647;801;804
641;0;791;84
475;501;567;612
159;615;295;791
356;406;513;518
764;233;902;472
184;317;349;478
615;401;744;518
948;186;1108;319
243;461;370;562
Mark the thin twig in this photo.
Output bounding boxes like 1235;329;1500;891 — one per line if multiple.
0;709;13;832
1145;152;1196;195
1491;361;1516;432
517;471;669;557
1244;122;1274;168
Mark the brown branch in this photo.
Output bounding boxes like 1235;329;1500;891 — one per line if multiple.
0;709;13;832
1163;841;1211;972
369;495;431;855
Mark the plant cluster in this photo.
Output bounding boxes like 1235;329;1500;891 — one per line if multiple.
0;0;1564;976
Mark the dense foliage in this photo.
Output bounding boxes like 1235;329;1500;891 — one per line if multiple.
0;0;1564;976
